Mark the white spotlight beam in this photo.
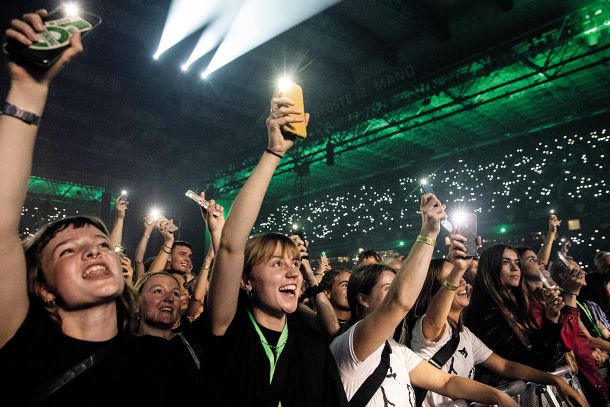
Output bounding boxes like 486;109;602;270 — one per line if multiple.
182;0;243;70
203;0;342;76
154;0;223;59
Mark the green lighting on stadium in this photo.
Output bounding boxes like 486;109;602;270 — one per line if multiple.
27;176;105;202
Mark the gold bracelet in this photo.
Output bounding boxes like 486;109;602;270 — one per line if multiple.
416;235;435;247
442;279;459;291
201;265;211;271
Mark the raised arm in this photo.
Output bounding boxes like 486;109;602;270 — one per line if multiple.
353;194;444;361
538;214;561;266
0;10;82;347
186;197;224;319
202;193;223;255
187;246;214;320
291;235;341;336
422;233;473;341
208;96;307;336
147;218;175;272
109;195;128;247
134;215;155;279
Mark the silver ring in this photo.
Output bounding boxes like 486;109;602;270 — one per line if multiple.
272;113;278;119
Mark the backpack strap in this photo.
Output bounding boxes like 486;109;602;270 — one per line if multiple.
414;324;460;406
349;341;392;407
31;340;119;403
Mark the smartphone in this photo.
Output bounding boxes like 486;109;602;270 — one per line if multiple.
557;251;571;269
456;212;477;258
159;216;179;233
278;82;307;138
539;272;552;289
419;181;453;233
4;5;102;67
185;190;222;217
114;245;127;259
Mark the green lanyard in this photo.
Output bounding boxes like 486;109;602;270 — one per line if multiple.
576;300;603;338
247;309;289;384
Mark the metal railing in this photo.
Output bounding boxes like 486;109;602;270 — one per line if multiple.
440;365;586;407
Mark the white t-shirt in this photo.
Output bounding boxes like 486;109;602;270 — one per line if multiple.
330;321;423;407
410;315;494;407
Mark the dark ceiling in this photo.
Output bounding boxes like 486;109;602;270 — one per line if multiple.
3;0;610;258
2;0;607;190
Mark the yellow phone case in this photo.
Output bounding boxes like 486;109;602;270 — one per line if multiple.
279;82;307;138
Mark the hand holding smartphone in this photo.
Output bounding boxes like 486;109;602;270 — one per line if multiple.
321;253;328;264
539;272;552;289
185;190;222;217
114;245;127;260
277;81;307;138
4;5;102;67
557;251;571;268
419;181;453;233
154;215;179;233
456;213;478;258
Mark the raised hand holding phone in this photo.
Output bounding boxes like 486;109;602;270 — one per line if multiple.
454;212;478;258
185;190;222;217
153;214;178;234
277;78;307;138
419;180;452;233
267;88;309;157
4;5;101;68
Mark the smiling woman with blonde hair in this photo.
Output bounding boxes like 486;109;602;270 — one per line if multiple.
202;93;347;407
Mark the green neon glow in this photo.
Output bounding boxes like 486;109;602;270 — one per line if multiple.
27;176;105;202
210;0;610;201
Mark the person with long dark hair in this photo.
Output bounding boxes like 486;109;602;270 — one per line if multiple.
330;199;520;407
464;244;565;385
410;237;585;407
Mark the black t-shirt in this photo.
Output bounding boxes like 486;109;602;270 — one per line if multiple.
199;301;348;407
258;324;281;347
0;304;201;406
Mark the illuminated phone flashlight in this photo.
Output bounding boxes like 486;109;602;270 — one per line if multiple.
121;190;127;197
64;2;81;17
150;208;161;221
550;209;555;214
278;76;294;92
452;211;467;226
420;178;429;186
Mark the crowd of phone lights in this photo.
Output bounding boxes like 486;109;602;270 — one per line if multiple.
17;126;609;268
254;127;608;264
